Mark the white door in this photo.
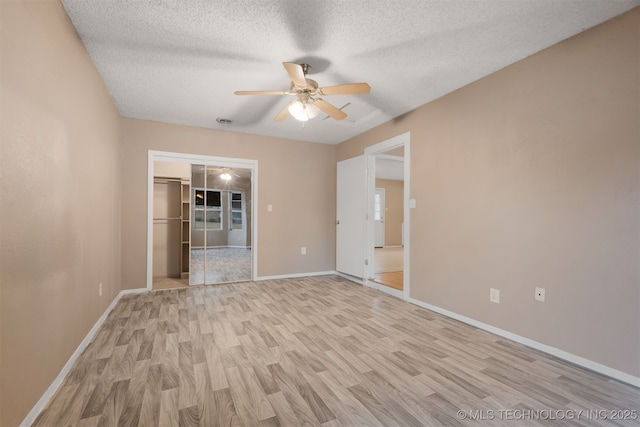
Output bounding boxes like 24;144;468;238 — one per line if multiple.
336;155;366;279
374;188;385;247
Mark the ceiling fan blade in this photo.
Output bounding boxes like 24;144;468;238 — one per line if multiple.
314;99;347;121
318;83;371;96
234;90;288;96
274;103;290;122
283;62;307;87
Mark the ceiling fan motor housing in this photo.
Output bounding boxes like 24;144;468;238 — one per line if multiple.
234;62;370;122
291;79;318;95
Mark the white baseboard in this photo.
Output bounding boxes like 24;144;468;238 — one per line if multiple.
333;271;364;284
21;288;147;427
407;297;640;388
255;271;336;281
195;245;251;249
336;273;402;299
365;279;404;299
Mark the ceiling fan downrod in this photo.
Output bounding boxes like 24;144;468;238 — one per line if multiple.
300;64;311;75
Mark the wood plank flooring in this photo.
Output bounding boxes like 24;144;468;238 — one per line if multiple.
33;276;640;426
372;271;403;290
374;247;404;290
190;248;252;285
153;277;188;290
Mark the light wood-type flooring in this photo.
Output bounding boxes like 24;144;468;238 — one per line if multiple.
153;248;252;291
190;248;252;285
153;277;189;290
34;276;639;426
373;247;404;290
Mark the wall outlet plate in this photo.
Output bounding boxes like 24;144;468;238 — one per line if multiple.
490;288;500;304
535;287;545;302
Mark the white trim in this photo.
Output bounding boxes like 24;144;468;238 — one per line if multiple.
401;139;410;301
21;288;147;427
364;132;411;301
148;151;258;289
147;153;154;290
377;154;404;162
333;271;365;284
407;297;640;388
255;271;337;281
365;278;404;299
338;267;404;300
197;245;251;249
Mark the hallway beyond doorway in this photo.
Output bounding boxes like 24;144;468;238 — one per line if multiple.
373;247;403;290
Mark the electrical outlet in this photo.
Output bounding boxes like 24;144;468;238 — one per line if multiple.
301;247;306;255
535;287;545;302
267;204;272;212
99;282;103;297
490;288;500;304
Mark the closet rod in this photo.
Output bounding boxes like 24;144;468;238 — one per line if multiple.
153;217;181;221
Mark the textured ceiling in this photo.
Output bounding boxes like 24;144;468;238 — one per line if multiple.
61;0;639;145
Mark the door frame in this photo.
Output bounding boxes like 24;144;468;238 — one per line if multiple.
147;150;258;290
364;132;410;300
374;187;385;248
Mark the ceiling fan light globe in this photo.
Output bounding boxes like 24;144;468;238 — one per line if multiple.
306;103;320;119
288;101;319;122
287;101;306;121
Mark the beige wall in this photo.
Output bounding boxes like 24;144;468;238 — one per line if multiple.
121;119;336;289
154;161;191;180
339;9;640;378
375;179;404;246
0;2;123;426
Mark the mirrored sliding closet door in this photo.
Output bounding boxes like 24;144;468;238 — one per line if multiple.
190;164;252;285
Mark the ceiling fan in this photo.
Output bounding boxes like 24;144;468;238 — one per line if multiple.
234;62;371;122
206;167;251;182
194;166;250;183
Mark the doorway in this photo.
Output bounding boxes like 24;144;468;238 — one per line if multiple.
365;133;410;299
147;151;257;290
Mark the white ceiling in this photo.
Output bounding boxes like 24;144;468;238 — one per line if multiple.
61;0;639;145
376;156;404;181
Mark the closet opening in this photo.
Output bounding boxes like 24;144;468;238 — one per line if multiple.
147;151;257;290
